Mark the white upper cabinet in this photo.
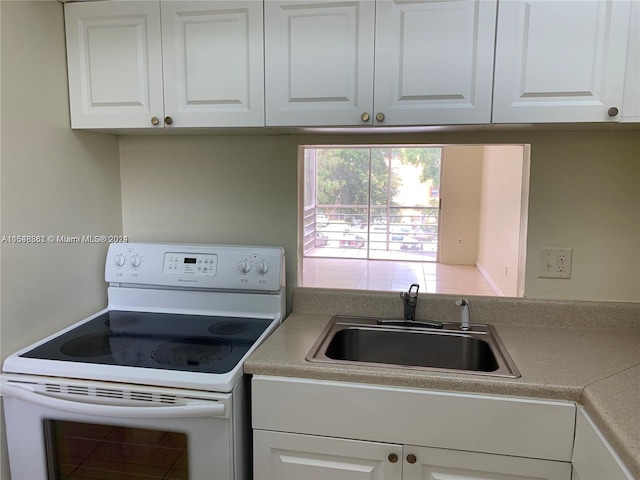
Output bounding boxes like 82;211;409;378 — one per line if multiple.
492;0;632;123
161;1;264;127
621;0;639;122
264;0;376;126
65;0;264;129
264;0;497;127
65;0;637;129
373;0;497;126
65;1;164;129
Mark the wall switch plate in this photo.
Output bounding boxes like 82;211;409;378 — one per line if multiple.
538;247;573;279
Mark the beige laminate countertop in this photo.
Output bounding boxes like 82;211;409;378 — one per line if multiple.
245;288;640;477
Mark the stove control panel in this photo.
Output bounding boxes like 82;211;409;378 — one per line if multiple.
106;243;285;292
163;253;218;276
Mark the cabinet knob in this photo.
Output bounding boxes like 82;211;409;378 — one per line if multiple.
151;116;160;126
406;454;417;464
388;453;398;463
375;112;385;123
361;112;371;123
607;107;619;117
164;116;173;125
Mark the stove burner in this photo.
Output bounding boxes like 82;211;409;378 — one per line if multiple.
152;337;232;367
105;316;146;328
60;333;136;358
208;321;250;336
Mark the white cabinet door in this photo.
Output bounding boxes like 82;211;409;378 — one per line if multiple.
404;445;571;480
161;1;264;127
493;0;631;123
254;430;402;480
264;0;376;126
65;1;164;129
572;408;633;479
373;0;497;125
621;0;639;122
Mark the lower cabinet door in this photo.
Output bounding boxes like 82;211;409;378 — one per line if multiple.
253;430;403;480
403;445;572;480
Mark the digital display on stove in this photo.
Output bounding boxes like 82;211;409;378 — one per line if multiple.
184;258;197;264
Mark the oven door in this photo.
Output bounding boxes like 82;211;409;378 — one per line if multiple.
1;377;236;480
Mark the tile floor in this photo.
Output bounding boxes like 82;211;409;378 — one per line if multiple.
302;257;498;296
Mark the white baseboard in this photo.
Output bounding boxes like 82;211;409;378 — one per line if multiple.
475;261;504;296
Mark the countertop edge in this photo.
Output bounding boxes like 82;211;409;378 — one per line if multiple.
579;366;640;478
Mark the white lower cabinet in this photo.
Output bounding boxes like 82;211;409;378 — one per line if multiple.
254;430;402;479
571;408;634;480
253;430;571;480
404;445;570;480
252;377;576;480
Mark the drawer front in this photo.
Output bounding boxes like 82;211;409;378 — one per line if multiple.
252;376;576;461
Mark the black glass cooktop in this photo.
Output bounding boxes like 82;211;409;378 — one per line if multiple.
21;310;272;374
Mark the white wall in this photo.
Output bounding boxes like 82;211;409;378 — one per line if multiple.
117;130;639;303
524;131;639;301
477;145;525;297
0;2;122;478
438;146;483;265
118;134;299;305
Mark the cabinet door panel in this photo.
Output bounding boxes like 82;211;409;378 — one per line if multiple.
404;445;571;480
161;1;264;127
65;1;164;129
493;0;631;123
254;430;402;480
374;0;497;125
621;0;639;122
572;408;633;479
265;1;375;126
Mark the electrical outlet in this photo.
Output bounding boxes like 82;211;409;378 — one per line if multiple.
538;247;572;278
457;239;462;245
557;254;567;273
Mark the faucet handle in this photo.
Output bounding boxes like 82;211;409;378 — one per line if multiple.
401;284;419;305
400;284;420;320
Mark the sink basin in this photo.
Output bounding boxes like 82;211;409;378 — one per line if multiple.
306;316;520;378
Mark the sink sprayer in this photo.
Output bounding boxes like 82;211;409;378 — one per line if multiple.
456;298;470;331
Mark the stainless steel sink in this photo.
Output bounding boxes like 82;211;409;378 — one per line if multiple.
306;316;520;378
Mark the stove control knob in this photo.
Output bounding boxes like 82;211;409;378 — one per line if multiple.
257;259;270;275
239;259;252;274
114;253;126;267
130;254;142;268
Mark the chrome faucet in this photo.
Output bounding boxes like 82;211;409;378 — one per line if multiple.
456;298;470;331
400;284;419;320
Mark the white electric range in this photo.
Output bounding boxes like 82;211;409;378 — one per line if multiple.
1;242;285;480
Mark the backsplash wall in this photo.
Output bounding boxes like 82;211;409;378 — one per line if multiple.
119;129;639;303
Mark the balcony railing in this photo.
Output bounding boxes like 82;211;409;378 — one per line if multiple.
303;205;439;256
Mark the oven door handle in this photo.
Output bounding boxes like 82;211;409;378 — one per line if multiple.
0;383;226;419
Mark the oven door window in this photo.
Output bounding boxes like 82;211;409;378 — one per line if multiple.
44;419;188;480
